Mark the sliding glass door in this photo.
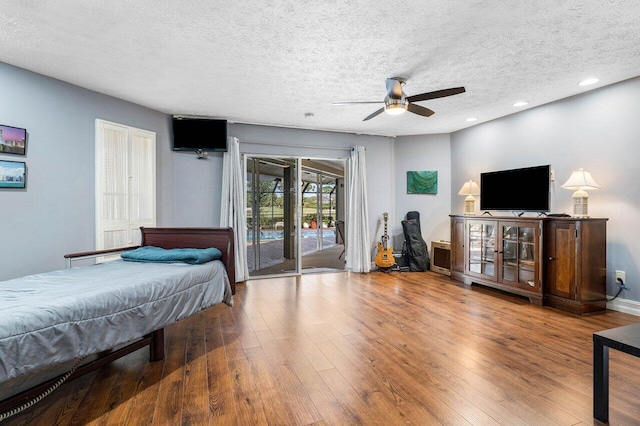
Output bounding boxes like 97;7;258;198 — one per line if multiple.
300;160;344;272
246;157;299;276
246;156;346;277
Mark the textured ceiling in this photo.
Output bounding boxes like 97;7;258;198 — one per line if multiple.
1;1;639;137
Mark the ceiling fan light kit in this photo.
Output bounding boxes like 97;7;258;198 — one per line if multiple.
333;77;466;122
384;97;408;115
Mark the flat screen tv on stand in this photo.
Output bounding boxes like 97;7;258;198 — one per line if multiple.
480;165;550;213
172;117;228;159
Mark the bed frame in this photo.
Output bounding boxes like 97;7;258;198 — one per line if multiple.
0;227;236;415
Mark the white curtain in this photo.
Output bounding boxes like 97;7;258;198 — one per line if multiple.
220;136;249;282
346;146;371;273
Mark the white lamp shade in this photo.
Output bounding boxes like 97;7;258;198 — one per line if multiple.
458;180;480;196
561;168;600;190
561;168;600;217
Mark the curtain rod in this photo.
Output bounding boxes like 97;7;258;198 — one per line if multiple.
239;139;353;151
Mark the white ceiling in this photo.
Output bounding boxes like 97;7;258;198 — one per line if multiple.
1;1;639;137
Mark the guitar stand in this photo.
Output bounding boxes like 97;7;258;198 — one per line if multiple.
375;264;395;273
390;264;410;273
379;263;409;273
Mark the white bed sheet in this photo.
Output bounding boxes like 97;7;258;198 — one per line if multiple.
0;259;232;388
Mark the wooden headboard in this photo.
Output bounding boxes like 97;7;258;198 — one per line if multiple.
140;227;236;294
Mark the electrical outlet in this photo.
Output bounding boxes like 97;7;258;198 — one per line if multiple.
550;170;556;182
615;270;626;285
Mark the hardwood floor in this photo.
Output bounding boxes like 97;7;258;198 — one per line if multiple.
5;271;640;425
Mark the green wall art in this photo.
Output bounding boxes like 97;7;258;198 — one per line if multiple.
407;170;438;194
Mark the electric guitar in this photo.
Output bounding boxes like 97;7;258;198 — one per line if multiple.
375;212;395;268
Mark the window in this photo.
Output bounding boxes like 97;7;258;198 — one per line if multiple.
95;119;156;250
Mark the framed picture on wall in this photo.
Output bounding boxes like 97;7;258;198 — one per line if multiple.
0;160;26;189
407;170;438;194
0;124;27;155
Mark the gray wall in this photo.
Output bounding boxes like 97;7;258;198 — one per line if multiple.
169;149;225;227
0;61;172;280
393;134;452;248
451;77;640;302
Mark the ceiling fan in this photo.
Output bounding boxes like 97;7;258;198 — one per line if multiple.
333;77;466;121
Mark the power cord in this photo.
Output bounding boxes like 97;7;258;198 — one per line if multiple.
0;356;86;422
607;277;627;302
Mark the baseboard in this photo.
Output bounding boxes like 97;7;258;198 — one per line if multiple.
607;297;640;316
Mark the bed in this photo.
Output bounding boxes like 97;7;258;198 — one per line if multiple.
0;227;235;414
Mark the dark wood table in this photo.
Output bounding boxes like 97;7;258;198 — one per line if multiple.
593;323;640;422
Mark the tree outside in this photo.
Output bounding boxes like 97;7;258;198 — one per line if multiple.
247;179;336;229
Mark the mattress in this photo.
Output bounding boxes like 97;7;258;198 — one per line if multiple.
0;259;232;392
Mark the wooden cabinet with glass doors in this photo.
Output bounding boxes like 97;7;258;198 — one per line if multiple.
499;221;541;295
466;220;498;281
452;216;544;305
450;215;607;312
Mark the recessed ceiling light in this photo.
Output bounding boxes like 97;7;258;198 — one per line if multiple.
579;78;599;86
513;101;529;107
466;117;478;122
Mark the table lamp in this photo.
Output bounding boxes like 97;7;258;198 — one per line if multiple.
458;180;480;215
561;168;600;217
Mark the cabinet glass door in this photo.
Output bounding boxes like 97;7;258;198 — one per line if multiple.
501;225;536;288
467;222;496;278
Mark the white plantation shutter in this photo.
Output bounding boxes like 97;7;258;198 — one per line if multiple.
96;120;156;250
129;130;156;237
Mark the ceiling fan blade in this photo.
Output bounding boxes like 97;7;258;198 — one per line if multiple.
406;87;466;103
407;103;435;117
332;101;383;105
386;78;404;98
363;107;385;121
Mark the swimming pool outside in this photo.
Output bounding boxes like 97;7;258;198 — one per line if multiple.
247;228;336;242
247;232;340;273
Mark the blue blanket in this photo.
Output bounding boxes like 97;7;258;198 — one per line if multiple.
121;246;222;265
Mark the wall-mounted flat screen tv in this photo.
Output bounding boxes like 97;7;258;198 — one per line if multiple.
172;117;228;152
480;165;550;212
